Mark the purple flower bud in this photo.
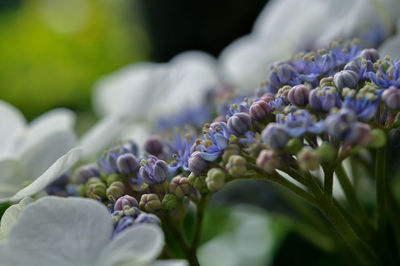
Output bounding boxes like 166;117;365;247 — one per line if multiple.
188;151;209;175
261;123;290;150
344;61;360;73
287;85;309;106
249;100;271;120
256;150;280;173
74;165;100;184
309;87;337;112
139;156;168;185
382;86;400;110
334;70;359;90
277;64;297;83
360;48;380;62
135;213;160;225
227;112;252;136
260;93;274;103
144;136;164;155
117;154;140;176
325;109;358;142
114;195;138;211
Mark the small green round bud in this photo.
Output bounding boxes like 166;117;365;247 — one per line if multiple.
222;144;241;164
369;129;386;148
86;177;102;186
285;138;303;154
169;176;191;198
316;143;335;163
77;184;87;197
256;150;280;173
139;194;162;213
106;174;123;187
162;194;178;211
106;181;125;201
226;155;247;177
87;182;107;200
297;147;320;171
205;168;226;191
188;173;208;193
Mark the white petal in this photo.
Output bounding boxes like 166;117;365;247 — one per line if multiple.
0;159;26;201
9;148;81;202
2;196;112;266
92;63;165;117
0;197;33;240
0;100;26;158
119;123;151;151
14;108;76;157
148;51;219;120
19;130;77;180
79;115;131;160
379;19;400;58
97;224;164;266
150;260;188;266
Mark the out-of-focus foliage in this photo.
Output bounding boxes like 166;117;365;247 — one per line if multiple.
0;0;149;119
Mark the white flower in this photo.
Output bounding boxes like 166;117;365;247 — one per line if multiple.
0;197;33;240
0;196;186;266
379;19;400;58
0;101;81;202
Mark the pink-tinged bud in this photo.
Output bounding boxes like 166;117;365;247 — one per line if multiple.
249;100;271;120
297;147;319;171
114;195;138;211
169;176;192;198
212;116;227;123
355;123;373;146
260;93;275;103
287;85;309;106
256;150;280;173
382;86;400;110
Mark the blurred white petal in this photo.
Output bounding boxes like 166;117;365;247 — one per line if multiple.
0;159;26;201
379;20;400;58
0;100;26;158
0;197;33;240
1;197;112;266
9;148;81;202
150;260;188;266
97;224;164;266
79;115;132;159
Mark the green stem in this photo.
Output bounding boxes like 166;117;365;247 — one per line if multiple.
190;194;210;252
375;147;386;237
323;166;334;200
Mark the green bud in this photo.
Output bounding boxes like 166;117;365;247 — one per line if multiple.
139;194;162;213
87;182;107;200
285;138;303;154
77;184;87;197
106;181;125;201
169;176;191;198
226;155;247;177
316;143;335;163
206;168;226;191
222;144;241;164
162;194;178;211
188;173;208;193
106;174;123;186
297;147;320;171
86;177;102;186
369;129;386;148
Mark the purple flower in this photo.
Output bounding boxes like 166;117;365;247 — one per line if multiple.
196;122;231;161
167;134;194;174
341;86;379;121
309;86;340;112
97;141;138;174
325;108;359;142
261;123;290;150
276;108;325;137
370;58;400;89
139;156;169;185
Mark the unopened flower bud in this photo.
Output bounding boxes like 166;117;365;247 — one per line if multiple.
114;195;138;211
277;64;297;83
206;168;226;191
74;164;100;184
249;100;271;120
169;176;191;198
320;77;334;87
285;138;303;154
87;177;102;186
144;136;164;155
382;86;400;110
226;155;247;177
297;147;320;171
344;61;360;73
360;48;380;62
355;123;373;146
106;181;125;201
117;154;140;175
334;70;359;90
261;123;290;150
106;174;123;186
227;112;252;136
87;182;107;200
287;85;309;106
316;143;335;163
162;194;178;211
140;157;169;185
256;150;280;173
135;213;161;226
222;144;241;164
188;151;209;176
139;194;162;213
260;93;275;103
369;129;386;148
309;87;337;112
188;173;208;193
